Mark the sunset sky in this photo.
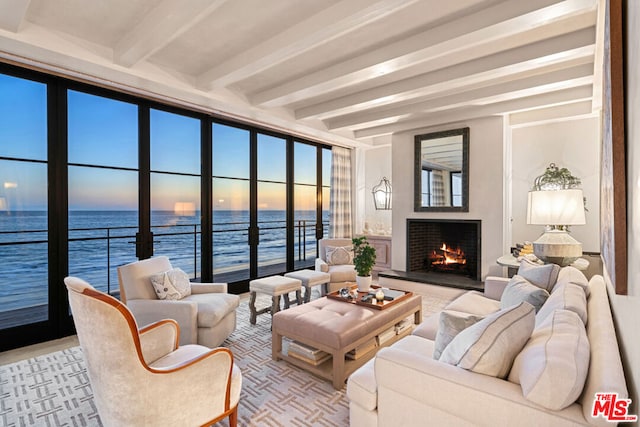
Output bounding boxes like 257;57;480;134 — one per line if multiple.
0;74;330;212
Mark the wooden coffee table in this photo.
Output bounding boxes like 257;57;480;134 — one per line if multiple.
272;288;422;389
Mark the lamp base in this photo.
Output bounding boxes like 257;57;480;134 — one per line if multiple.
532;229;582;267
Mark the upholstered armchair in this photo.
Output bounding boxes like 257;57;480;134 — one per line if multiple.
64;276;242;427
315;238;357;294
117;256;239;348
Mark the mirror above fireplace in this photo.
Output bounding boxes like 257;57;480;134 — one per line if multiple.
414;127;469;212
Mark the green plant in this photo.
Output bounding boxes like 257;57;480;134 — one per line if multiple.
352;236;376;277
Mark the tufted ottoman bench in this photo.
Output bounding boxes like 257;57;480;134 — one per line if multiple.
272;294;422;389
284;269;331;302
249;275;302;325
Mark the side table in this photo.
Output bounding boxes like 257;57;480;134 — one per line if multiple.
497;254;589;277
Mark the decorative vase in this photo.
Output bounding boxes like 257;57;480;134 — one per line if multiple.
356;275;372;292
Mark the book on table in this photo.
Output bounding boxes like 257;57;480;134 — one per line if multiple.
288;341;329;361
346;338;378;360
288;350;332;366
376;326;396;346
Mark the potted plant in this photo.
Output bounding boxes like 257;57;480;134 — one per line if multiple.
352;236;376;292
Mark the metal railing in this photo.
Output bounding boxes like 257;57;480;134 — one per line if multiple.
1;218;328;298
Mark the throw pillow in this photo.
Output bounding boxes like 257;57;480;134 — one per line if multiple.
439;301;535;378
535;282;587;327
500;275;550;313
149;267;191;300
553;266;590;297
518;259;560;292
508;309;590;410
325;246;353;266
433;311;484;360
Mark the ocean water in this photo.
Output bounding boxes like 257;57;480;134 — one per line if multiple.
0;210;328;313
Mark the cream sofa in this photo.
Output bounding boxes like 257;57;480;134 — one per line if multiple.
347;267;629;427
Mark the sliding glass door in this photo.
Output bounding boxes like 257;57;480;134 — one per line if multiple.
150;108;202;278
212;123;251;283
257;133;287;276
0;73;49;332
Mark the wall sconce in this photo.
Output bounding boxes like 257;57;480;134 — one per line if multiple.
526;164;585;266
372;177;392;210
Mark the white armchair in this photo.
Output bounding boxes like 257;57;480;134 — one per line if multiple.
316;238;357;294
117;256;239;347
64;276;242;427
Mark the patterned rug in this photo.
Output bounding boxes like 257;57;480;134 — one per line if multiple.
0;290;455;427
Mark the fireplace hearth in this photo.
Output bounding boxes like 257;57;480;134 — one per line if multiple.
407;219;481;281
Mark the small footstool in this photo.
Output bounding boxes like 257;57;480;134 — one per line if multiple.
284;269;331;303
249;275;303;325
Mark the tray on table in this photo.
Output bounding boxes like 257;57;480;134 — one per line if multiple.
326;284;412;310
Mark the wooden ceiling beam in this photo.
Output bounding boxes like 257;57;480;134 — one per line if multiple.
325;63;594;129
354;85;593;138
0;0;31;32
196;0;419;90
114;0;229;67
252;0;596;108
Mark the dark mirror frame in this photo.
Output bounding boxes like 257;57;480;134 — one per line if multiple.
414;127;469;212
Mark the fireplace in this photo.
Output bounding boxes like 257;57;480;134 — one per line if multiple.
406;219;481;281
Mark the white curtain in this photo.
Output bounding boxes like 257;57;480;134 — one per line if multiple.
329;146;352;238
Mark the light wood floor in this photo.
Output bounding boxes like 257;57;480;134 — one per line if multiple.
0;335;79;365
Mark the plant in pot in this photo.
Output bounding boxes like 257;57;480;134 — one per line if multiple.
352;236;376;292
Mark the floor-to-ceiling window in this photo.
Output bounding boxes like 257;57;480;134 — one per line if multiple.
0;73;49;331
0;63;332;351
212;123;251;283
67;90;139;295
150;108;202;278
257;133;287;276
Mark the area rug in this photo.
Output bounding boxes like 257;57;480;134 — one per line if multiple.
0;290;454;426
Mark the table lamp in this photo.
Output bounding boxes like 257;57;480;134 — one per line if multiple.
526;164;586;266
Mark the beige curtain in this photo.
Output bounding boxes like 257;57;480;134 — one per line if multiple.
432;170;445;206
329;146;352;238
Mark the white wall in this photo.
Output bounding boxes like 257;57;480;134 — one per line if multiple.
354;145;393;236
510;117;601;252
392;116;505;279
608;0;640;412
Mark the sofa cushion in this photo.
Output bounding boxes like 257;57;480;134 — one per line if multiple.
433;311;483;360
553;266;590;297
325;245;353;265
183;293;239;327
444;291;501;316
149;267;191;300
439;301;535;378
500;275;549;313
535;282;587;328
518;259;560;292
509;309;589;410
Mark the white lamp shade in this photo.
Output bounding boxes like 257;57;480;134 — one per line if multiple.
527;189;585;226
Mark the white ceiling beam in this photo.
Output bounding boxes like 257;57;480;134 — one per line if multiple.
114;0;229;67
354;85;593;138
325;64;594;129
509;100;594;126
196;0;419;90
0;0;31;32
251;0;596;108
297;38;595;119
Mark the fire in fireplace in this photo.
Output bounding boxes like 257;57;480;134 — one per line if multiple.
429;243;467;271
406;219;481;281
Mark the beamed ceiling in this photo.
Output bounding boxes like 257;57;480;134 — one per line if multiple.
0;0;602;147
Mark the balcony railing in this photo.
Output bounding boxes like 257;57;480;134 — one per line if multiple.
0;218;329;329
